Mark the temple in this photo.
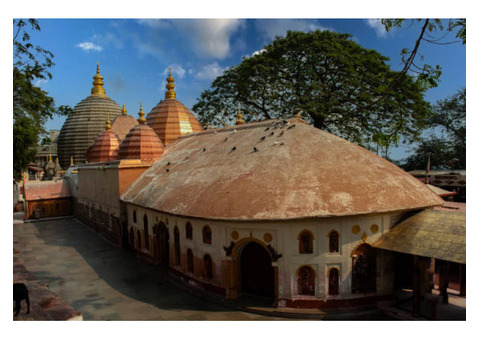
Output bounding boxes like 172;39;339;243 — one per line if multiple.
30;64;464;313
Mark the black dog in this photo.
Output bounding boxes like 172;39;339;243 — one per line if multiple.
13;283;30;316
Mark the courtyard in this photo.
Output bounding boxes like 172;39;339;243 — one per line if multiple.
13;217;284;321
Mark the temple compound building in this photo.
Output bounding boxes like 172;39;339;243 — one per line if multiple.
60;64;463;311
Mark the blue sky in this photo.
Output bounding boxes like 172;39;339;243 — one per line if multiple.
19;17;466;161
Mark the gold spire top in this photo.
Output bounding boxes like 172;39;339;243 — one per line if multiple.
55;157;59;165
70;157;74;167
236;104;244;125
165;67;176;99
105;112;112;131
122;104;127;115
138;103;146;124
49;154;52;162
91;62;107;97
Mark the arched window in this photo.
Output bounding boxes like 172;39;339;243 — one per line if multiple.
328;230;340;253
174;227;181;266
187;249;194;273
133;210;137;223
186;222;193;240
328;267;340;295
298;230;314;254
143;214;149;250
202;225;212;244
297;265;315;296
204;254;213;280
137;230;141;249
351;243;376;294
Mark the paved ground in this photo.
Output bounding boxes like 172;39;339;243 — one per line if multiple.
13;218;283;321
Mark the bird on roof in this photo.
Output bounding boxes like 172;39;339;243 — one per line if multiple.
287;124;296;130
253;146;258;152
231;146;237;151
259;136;266;142
278;130;284;137
232;129;237;134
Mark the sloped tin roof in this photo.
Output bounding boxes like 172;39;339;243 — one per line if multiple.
24;180;72;201
373;209;466;264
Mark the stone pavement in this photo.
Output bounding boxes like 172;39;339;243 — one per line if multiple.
13;218;283;321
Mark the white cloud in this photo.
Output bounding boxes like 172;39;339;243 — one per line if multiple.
163;64;186;79
255;19;329;41
172;19;244;59
195;62;224;80
366;19;388;38
77;41;103;52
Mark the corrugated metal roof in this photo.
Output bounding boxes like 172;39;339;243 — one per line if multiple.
373;209;465;264
24;180;72;201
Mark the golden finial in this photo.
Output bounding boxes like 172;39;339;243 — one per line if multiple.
49;154;52;162
236;104;244;125
165;67;176;99
91;62;106;97
122;104;127;115
137;103;146;124
105;112;112;131
295;108;302;118
55;157;59;165
70;157;74;167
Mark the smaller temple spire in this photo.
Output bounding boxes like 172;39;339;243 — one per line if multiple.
105;113;112;131
70;157;74;167
55;157;59;165
138;103;146;124
236;104;244;125
122;104;127;115
165;67;176;99
91;62;106;97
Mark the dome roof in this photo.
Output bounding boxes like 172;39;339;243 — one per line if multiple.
121;117;444;221
118;105;165;162
146;69;203;145
86;115;122;163
110;105;139;141
57;63;122;168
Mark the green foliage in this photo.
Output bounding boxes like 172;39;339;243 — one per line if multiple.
401;89;465;171
13;19;71;181
193;30;431;148
381;19;466;89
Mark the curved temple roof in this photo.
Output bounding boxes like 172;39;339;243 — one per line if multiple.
121;118;443;221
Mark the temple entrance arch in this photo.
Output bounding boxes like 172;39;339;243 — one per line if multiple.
351;242;376;294
239;241;274;298
155;222;169;265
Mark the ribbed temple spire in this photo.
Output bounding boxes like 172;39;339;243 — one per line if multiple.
165;67;176;99
105;113;112;131
91;62;106;97
236;104;244;125
138;103;146;124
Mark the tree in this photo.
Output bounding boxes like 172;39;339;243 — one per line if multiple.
401;89;465;171
13;19;71;181
381;19;466;89
193;30;431;150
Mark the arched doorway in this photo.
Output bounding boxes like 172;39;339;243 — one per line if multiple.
155;222;169;265
351;243;376;294
240;242;274;298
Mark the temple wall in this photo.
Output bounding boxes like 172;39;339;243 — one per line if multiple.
125;203;403;306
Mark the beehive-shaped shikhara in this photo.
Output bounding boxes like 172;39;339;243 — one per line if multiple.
118;104;165;162
146;69;203;145
57;63;122;168
86;114;122;163
111;104;139;141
